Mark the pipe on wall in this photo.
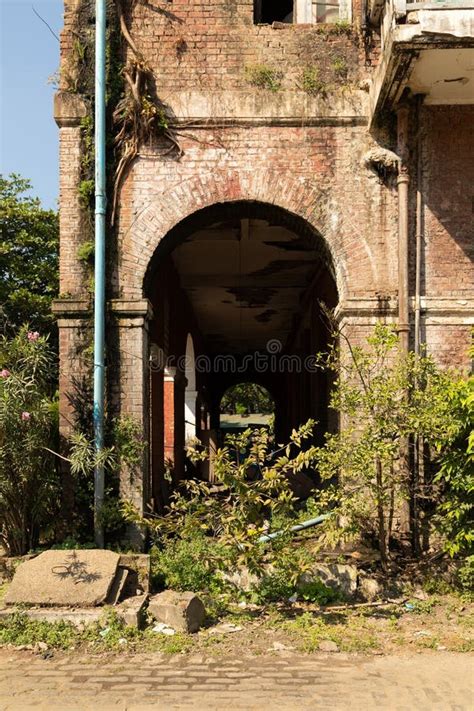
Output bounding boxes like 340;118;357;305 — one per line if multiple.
396;101;410;354
396;99;412;544
414;95;425;357
93;0;107;548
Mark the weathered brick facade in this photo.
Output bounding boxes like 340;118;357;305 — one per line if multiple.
54;0;474;515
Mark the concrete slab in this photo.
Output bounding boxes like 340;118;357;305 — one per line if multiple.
0;607;103;626
4;550;120;607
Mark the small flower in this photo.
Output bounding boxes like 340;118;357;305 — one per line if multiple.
0;369;10;378
27;331;40;341
21;411;31;421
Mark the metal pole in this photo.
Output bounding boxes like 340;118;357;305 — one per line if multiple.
93;0;107;548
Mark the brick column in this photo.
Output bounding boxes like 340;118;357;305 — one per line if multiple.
54;92;90;299
109;299;154;526
163;367;176;471
163;367;186;484
52;299;92;524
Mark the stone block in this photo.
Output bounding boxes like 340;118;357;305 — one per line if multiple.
116;594;149;629
118;553;151;594
4;550;120;607
301;563;358;597
148;591;206;633
106;567;129;605
54;91;89;127
359;576;383;602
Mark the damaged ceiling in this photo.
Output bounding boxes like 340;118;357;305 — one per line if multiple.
172;217;327;355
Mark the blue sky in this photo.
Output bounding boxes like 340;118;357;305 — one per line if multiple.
0;0;63;210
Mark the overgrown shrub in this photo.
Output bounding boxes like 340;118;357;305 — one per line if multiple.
150;523;230;593
67;415;145;545
250;544;339;605
434;371;474;564
125;423;326;598
0;327;59;554
313;322;466;567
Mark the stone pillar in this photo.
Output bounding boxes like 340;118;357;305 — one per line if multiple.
150;344;166;510
163;366;177;470
163;366;186;484
109;299;154;520
184;389;198;443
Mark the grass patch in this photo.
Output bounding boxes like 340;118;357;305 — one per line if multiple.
278;610;380;654
245;65;283;92
300;67;328;97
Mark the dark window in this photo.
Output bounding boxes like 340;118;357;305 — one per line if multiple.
254;0;294;24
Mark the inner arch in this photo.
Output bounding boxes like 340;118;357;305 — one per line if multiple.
146;200;338;497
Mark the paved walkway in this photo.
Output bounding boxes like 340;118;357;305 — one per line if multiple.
0;649;472;710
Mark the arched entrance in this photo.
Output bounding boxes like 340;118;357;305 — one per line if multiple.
145;200;338;508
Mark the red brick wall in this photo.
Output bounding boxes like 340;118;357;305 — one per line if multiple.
128;1;364;93
422;106;474;298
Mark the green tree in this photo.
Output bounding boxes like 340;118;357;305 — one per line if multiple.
0;326;60;554
434;370;474;560
221;382;274;415
314;323;466;568
0;175;59;333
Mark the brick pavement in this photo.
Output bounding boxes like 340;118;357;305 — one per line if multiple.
0;649;472;710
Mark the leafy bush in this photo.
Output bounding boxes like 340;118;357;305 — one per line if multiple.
124;422;319;579
150;525;229;593
300;67;327;97
434;372;474;561
458;556;474;594
313;322;463;567
66;415;145;545
0;612;77;649
0;327;60;554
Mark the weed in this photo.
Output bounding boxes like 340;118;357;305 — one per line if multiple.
333;19;352;36
50;538;96;550
458;556;474;594
153;632;193;654
77;241;95;264
0;612;78;650
332;56;348;80
78;179;95;209
422;577;455;596
408;598;439;615
150;531;229;594
300;67;327;97
245;65;283;92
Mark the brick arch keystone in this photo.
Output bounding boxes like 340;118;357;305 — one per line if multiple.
119;169;352;300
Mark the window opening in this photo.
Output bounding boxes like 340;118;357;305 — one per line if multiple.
255;0;294;24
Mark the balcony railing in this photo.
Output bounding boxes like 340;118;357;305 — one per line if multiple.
369;0;474;25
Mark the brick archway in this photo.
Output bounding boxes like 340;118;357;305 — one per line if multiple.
119;169;351;300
